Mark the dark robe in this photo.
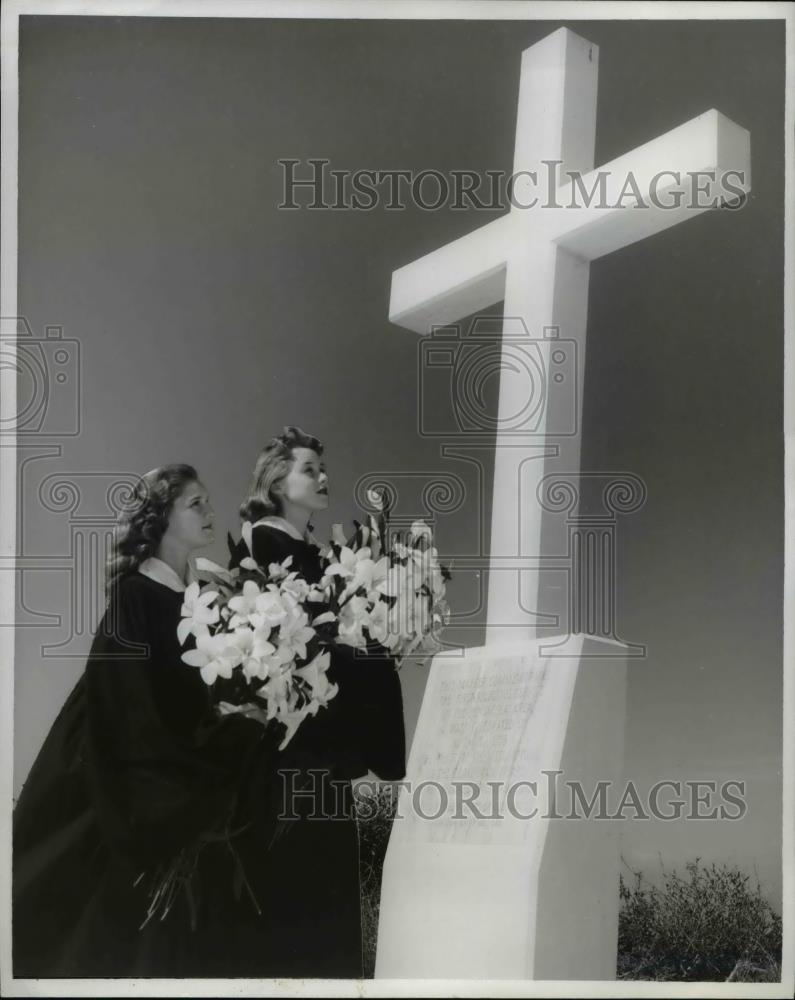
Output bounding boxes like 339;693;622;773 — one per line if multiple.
14;531;406;980
12;571;278;978
225;523;407;978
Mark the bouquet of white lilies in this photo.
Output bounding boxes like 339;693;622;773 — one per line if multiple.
178;548;339;750
317;506;450;660
177;493;450;749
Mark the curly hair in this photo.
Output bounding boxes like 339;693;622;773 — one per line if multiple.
240;426;324;523
105;464;198;594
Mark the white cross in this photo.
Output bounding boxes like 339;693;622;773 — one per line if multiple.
390;27;751;645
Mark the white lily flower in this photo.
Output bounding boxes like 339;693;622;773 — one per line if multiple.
294;650;338;705
257;671;292;718
227;579;263;627
331;523;348;547
267;555;294;581
319;568;339;590
229;628;276;680
276;606;315;662
177;582;219;646
340;552;389;601
280;572;311;603
252;589;288;628
376;565;407;600
181;632;240;685
410;547;433;570
250;617;275;650
366;599;390;645
409;520;433;543
324;545;359;581
265;602;313;664
337;595;369;648
311;610;337;626
276;704;313;750
194;557;235;584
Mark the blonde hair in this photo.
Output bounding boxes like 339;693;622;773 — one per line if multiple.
240;426;323;522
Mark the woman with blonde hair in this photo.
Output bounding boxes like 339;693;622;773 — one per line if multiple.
229;426;406;978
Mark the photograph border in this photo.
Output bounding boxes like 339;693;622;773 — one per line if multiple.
0;2;792;997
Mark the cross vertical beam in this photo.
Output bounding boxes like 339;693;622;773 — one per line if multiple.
489;28;597;643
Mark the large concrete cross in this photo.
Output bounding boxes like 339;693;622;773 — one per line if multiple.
390;27;750;644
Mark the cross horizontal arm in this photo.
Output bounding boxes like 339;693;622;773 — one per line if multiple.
550;109;751;261
389;215;513;334
389;110;750;335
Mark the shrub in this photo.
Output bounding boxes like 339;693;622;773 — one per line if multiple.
618;859;781;982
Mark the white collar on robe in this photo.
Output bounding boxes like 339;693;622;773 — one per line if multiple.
138;556;196;593
251;515;320;547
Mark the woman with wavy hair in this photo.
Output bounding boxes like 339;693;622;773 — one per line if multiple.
13;464;275;977
229;426;407;979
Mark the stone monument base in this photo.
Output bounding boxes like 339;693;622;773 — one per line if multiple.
375;634;628;980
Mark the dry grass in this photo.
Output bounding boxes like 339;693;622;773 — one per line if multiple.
618;859;782;982
356;785;399;978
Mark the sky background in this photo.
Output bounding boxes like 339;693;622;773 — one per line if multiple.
13;15;785;907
